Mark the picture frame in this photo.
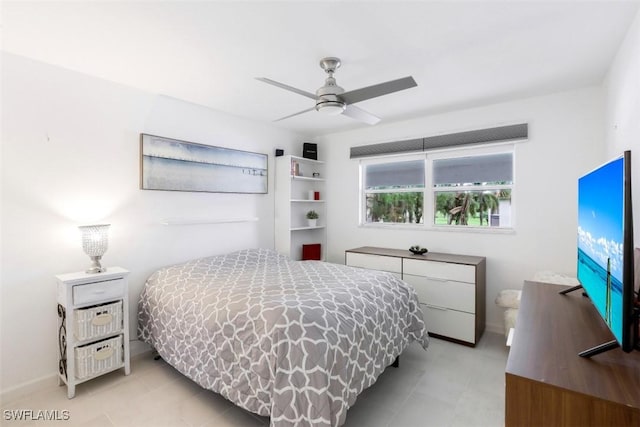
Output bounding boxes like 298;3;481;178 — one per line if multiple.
140;134;268;194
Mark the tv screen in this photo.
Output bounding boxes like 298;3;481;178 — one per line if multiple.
577;150;635;352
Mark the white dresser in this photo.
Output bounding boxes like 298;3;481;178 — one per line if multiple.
345;247;486;346
56;267;130;398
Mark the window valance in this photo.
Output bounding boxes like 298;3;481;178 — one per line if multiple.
350;123;527;159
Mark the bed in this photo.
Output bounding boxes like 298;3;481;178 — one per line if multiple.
138;248;428;426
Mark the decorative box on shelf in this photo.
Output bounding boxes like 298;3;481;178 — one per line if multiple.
56;267;130;398
302;244;322;261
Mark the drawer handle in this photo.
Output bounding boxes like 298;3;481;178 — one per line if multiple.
94;346;114;361
426;277;448;282
92;290;106;294
91;313;113;326
425;304;448;311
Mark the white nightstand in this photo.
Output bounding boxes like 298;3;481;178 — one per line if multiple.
56;267;130;398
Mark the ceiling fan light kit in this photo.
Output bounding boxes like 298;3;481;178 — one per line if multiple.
316;102;346;115
257;57;417;125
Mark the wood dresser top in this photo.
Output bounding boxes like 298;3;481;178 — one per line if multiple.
506;281;640;409
345;246;485;266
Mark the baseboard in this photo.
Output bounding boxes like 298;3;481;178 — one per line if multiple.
130;340;152;357
484;321;504;336
0;373;59;405
0;340;152;405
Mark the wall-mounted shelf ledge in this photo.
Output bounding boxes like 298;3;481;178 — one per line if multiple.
161;217;259;225
290;225;326;231
290;155;325;164
290;199;325;203
291;176;325;182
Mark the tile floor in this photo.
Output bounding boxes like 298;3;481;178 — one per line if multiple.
1;332;508;427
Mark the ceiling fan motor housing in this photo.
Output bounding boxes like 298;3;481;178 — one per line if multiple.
315;88;346;114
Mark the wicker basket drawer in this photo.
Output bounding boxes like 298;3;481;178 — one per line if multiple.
75;335;123;380
74;301;123;341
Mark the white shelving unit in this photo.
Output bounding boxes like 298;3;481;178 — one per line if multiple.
275;155;326;260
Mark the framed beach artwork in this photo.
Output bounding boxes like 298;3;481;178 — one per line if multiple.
140;134;268;194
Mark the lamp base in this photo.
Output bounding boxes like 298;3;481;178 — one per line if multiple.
86;256;106;274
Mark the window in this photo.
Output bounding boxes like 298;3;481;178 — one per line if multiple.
430;149;513;228
362;158;425;224
360;145;514;229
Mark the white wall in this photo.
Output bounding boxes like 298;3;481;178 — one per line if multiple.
0;53;301;393
318;87;605;334
604;8;640;250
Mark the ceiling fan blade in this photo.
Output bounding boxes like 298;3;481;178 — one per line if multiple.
256;77;317;100
273;107;316;122
342;104;381;125
340;76;417;105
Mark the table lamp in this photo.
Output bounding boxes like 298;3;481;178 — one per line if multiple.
78;224;110;273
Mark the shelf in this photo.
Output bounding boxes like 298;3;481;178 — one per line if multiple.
290;155;325;164
291;175;325;182
161;217;258;225
290;226;326;231
275;154;327;261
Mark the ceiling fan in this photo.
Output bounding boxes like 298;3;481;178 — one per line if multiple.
256;57;417;125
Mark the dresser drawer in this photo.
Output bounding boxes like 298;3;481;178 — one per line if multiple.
403;274;475;313
403;258;475;283
73;279;125;306
346;252;402;274
421;303;475;343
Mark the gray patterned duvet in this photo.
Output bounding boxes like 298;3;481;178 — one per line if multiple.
138;249;428;426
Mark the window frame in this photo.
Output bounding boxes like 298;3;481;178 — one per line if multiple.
426;143;516;230
359;143;516;232
359;153;427;226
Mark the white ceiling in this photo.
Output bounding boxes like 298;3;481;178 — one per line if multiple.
3;1;639;137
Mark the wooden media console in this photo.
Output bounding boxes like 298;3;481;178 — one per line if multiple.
505;281;640;426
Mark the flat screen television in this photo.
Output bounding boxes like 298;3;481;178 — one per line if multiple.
572;150;637;356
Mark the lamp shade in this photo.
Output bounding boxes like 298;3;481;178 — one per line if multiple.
78;224;110;273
